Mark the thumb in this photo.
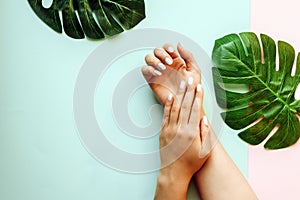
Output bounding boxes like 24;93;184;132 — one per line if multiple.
177;43;197;71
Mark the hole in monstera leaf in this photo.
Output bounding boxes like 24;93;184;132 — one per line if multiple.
42;0;53;9
275;49;280;71
247;116;263;128
263;125;280;147
295;83;300;100
291;60;297;77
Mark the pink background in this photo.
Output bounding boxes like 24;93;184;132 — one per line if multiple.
249;0;300;199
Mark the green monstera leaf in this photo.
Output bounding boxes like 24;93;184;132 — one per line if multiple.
28;0;145;39
212;32;300;150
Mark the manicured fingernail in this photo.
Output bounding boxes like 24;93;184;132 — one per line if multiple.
203;116;209;126
197;84;202;92
158;63;166;70
188;77;193;85
180;80;185;89
165;57;173;65
154;70;162;76
168;93;173;101
167;46;175;53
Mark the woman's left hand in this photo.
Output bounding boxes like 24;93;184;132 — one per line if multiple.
154;78;211;200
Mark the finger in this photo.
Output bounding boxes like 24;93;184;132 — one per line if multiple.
162;93;174;126
199;115;211;158
154;47;173;66
169;80;186;125
145;54;167;71
200;115;209;143
178;77;196;124
189;84;203;125
177;43;198;71
163;43;180;59
141;65;162;82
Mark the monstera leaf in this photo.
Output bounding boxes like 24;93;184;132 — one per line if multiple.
28;0;145;39
212;32;300;149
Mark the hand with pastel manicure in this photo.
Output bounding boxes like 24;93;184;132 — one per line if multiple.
142;43;210;159
154;81;210;200
142;43;201;106
146;44;259;200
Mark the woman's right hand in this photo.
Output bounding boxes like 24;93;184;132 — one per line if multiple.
142;43;201;106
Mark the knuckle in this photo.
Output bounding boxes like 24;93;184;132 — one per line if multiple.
165;130;173;138
181;104;189;111
177;126;186;134
178;127;195;141
186;133;195;140
192;105;199;112
164;112;170;119
172;105;180;112
160;130;170;140
164;106;170;113
176;131;183;139
141;66;147;73
187;85;194;93
163;129;179;141
175;131;184;140
145;54;153;62
154;47;164;54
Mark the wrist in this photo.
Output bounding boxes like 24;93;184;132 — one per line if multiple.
155;167;191;200
158;164;193;188
194;140;221;176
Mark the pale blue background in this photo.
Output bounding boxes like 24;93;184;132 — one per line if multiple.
0;0;249;199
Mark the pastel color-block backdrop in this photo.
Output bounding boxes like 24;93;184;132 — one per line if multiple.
0;1;249;199
0;0;299;200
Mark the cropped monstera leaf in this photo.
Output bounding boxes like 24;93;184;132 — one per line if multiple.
212;32;300;150
28;0;145;39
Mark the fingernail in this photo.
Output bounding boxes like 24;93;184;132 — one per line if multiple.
165;57;173;65
197;84;202;92
154;70;162;76
203;116;209;126
188;77;193;85
168;93;173;101
167;46;175;53
180;80;185;89
158;63;166;70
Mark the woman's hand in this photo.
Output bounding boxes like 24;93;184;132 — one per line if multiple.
154;79;210;200
142;43;201;106
159;78;210;178
150;43;258;200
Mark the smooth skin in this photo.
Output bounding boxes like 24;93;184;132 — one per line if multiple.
155;80;209;200
142;43;258;200
142;43;201;106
